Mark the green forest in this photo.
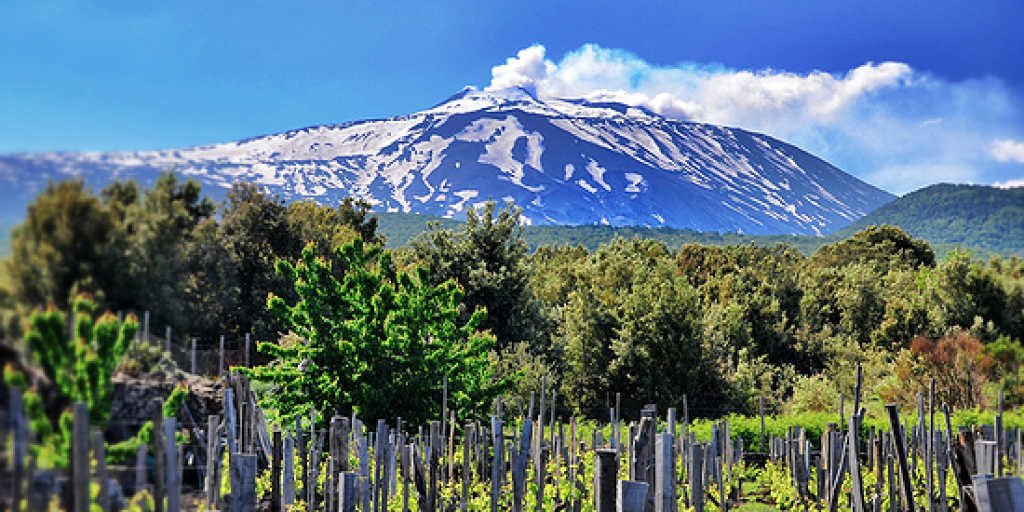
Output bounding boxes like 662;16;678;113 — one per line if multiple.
838;183;1024;256
2;174;1023;426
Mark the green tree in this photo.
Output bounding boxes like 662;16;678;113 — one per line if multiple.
23;295;137;426
286;197;383;253
405;202;546;351
122;172;215;332
247;239;504;426
559;238;724;417
7;181;125;309
810;225;935;270
218;183;300;341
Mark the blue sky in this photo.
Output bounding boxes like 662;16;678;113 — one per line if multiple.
2;1;1023;193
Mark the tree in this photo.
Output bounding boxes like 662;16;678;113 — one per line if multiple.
23;295;137;425
247;239;504;426
7;180;125;309
405;202;546;351
286;197;383;253
2;294;154;466
888;332;993;409
810;225;935;270
122;172;215;332
218;183;300;341
559;238;725;417
182;218;240;342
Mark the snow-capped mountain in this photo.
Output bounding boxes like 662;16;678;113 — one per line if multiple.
0;86;893;235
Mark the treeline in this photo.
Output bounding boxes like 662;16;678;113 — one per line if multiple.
0;174;380;346
2;173;1024;421
375;211;825;254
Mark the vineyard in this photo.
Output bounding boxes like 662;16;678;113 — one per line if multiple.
5;356;1024;512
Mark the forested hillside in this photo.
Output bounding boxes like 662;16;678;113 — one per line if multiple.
838;183;1024;255
2;174;1023;422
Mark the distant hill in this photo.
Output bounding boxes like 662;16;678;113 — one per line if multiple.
836;183;1024;256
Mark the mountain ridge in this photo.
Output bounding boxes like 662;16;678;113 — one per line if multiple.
0;87;894;235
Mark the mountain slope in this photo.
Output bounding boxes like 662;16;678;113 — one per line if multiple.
837;183;1024;255
0;87;893;235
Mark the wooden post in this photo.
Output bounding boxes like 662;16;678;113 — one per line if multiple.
219;335;225;377
191;338;197;375
886;404;916;512
72;403;90;512
759;395;766;453
376;418;387;511
462;423;474;512
308;410;320;512
206;414;220;510
10;388;25;512
244;333;251;368
272;430;282;512
847;416;866;512
297;418;308;504
615;393;622;452
686;443;703;512
153;399;166;512
511;419;533;512
928;379;936;512
136;443;148;495
164;418;181;512
329;417;341;512
618;480;649;512
283;434;296;508
338;471;358;512
144;310;151;342
429;421;441;512
92;429;110;512
594;449;618;512
231;453;257;512
655;433;675;512
491;415;503;512
997;390;1004;478
536;376;548;512
165;325;172;353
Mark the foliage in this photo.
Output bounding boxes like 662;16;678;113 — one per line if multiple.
888;332;994;409
23;294;137;425
404;202;546;352
4;176;1024;422
247;239;505;426
555;238;727;418
6;180;125;309
811;224;935;270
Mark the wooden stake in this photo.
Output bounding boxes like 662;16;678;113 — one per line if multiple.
72;403;89;512
153;399;166;512
887;404;916;512
231;453;257;512
206;414;220;510
92;429;110;512
10;388;25;512
164;418;181;512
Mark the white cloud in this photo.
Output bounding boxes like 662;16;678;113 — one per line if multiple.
993;178;1024;188
485;44;1024;194
487;45;555;93
991;139;1024;164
